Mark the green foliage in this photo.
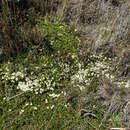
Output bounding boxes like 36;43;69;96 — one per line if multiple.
37;15;80;55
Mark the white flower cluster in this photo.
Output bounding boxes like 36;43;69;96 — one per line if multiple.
19;109;24;115
117;80;129;88
89;61;113;79
71;54;116;91
71;63;89;91
47;105;54;110
18;81;32;92
63;63;70;73
1;63;67;100
71;65;88;84
1;68;25;83
17;78;44;93
126;80;130;88
49;93;60;98
19;102;37;115
71;54;130;90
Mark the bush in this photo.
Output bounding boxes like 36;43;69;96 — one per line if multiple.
0;0;55;59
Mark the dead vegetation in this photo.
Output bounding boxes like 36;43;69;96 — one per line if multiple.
82;77;130;126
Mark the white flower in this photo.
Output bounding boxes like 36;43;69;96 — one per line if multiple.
26;80;32;86
5;66;9;71
72;54;76;59
65;104;68;108
15;72;22;77
3;97;6;100
45;99;48;103
33;79;39;86
49;87;54;91
75;29;77;32
46;80;51;87
11;76;15;80
9;109;11;111
50;105;54;109
64;92;66;96
52;82;56;87
79;75;83;82
19;109;24;115
97;74;100;77
33;106;38;110
31;72;34;75
40;88;44;93
25;103;29;106
79;85;85;91
49;93;60;98
78;63;82;69
110;75;114;79
15;77;18;81
64;66;70;72
105;73;109;78
91;72;94;76
12;72;15;76
25;77;30;82
126;80;130;88
35;91;38;94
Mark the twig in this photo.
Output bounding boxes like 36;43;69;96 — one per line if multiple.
80;109;97;118
6;91;26;101
85;119;97;129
